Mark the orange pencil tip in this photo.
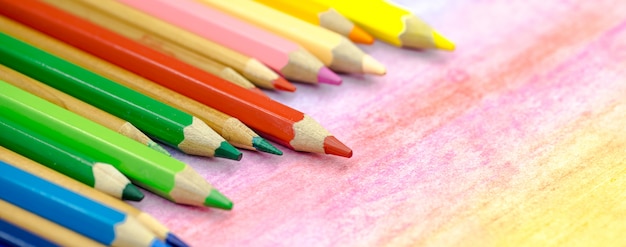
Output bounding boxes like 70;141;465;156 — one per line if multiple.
273;77;297;92
348;26;375;45
324;136;353;158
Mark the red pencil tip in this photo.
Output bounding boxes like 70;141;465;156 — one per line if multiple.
317;67;342;85
323;136;352;158
273;77;296;92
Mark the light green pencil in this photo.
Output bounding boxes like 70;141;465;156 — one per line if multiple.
0;81;233;209
0;31;241;160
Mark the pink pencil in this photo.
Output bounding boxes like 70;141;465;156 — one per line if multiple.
117;0;341;85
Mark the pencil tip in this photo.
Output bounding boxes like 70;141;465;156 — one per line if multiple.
122;183;145;201
252;137;283;155
205;189;233;210
432;30;455;51
317;66;342;85
166;233;189;247
150;239;168;247
362;55;386;75
214;141;243;161
148;140;172;156
323;136;353;158
349;26;375;45
273;77;297;92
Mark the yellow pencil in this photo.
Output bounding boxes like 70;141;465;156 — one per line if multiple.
254;0;374;44
198;0;386;75
311;0;455;50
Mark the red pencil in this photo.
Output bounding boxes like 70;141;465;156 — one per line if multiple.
0;0;352;157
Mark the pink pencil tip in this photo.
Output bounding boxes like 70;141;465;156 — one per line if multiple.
317;67;342;85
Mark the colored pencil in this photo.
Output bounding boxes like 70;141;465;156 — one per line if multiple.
70;0;294;91
0;160;166;247
197;0;386;75
0;146;189;247
0;81;234;209
0;0;352;157
0;16;280;155
116;0;342;85
0;63;170;157
0;217;61;247
311;0;455;50
0;115;144;201
254;0;374;44
0;199;104;247
0;32;241;160
37;0;268;95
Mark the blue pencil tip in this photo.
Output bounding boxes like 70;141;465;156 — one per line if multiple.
151;239;169;247
166;233;189;247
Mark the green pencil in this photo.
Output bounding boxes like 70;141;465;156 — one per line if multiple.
0;115;144;201
0;32;241;160
0;81;233;209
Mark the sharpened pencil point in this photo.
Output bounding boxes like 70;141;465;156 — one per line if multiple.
214;141;243;161
148;140;172;156
150;239;168;247
205;189;233;210
323;136;353;158
273;77;297;92
362;55;387;75
349;26;375;45
122;183;145;201
432;30;455;51
166;233;189;247
317;66;342;85
252;136;283;155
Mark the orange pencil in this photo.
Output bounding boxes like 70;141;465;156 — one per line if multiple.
0;0;352;157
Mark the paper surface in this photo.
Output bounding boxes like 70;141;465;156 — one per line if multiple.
132;1;626;246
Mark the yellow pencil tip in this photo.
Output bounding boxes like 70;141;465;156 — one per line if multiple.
432;30;455;51
362;55;386;75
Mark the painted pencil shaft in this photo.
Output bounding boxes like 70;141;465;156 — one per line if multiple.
0;16;278;155
197;0;385;75
73;0;293;91
0;0;351;156
0;80;233;209
117;0;341;84
0;114;143;201
0;146;189;247
0;161;166;247
40;0;265;96
0;31;240;160
312;0;455;50
254;0;374;44
0;199;105;247
0;64;170;157
0;217;60;247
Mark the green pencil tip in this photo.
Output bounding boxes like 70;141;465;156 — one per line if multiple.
122;183;145;201
148;141;172;156
148;141;172;157
205;189;233;210
252;137;282;155
214;141;242;161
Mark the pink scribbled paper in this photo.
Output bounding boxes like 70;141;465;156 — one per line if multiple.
132;0;626;246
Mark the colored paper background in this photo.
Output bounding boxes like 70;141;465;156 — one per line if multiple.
132;0;626;246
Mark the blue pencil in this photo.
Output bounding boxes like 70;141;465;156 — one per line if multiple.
0;218;58;247
0;160;166;247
